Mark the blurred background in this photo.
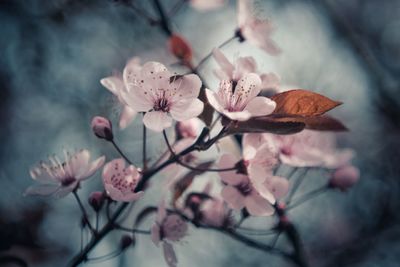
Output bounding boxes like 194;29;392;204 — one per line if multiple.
0;0;400;266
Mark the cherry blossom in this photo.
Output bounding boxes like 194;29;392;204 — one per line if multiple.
218;154;276;216
100;57;140;129
265;130;354;168
25;150;105;198
205;73;276;121
102;158;144;202
120;62;204;132
190;0;226;11
329;165;360;191
200;197;232;227
236;0;281;55
175;118;202;139
212;48;280;93
151;200;188;267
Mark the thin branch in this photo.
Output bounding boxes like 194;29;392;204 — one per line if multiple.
114;225;151;235
111;140;133;165
287;186;329;210
286;168;309;204
73;190;96;235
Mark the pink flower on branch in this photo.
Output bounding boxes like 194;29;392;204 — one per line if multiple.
212;48;280;93
151;200;188;267
190;0;226;11
26;150;105;198
102;158;144;202
205;73;276;121
100;57;140;129
121;62;204;132
236;0;281;55
329;165;360;191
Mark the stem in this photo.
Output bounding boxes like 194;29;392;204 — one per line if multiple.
152;0;172;36
110;140;132;165
287;186;328;210
286;168;309;204
73;190;95;235
194;35;238;72
114;225;151;235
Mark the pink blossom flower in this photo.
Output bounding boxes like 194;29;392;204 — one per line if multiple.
236;0;281;55
329;165;360;191
266;130;354;168
100;57;140;129
25;150;105;198
151;200;188;267
175;118;202;139
205;73;276;121
102;158;144;202
218;154;276;216
190;0;226;11
212;48;280;93
91;116;113;140
121;62;204;132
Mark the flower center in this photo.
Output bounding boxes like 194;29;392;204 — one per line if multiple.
236;181;252;196
154;97;170;112
61;176;76;186
235;160;249;175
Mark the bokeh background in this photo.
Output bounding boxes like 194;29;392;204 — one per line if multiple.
1;0;400;266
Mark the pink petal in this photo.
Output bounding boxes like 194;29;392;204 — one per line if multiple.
169;74;202;102
237;0;251;27
223;110;252;121
100;76;124;96
122;57;141;86
330;165;360;191
218;154;247;185
69;149;90;178
53;182;78;198
121;84;153;112
244;96;276;116
205;89;224;113
190;0;226;11
212;48;234;79
233;73;262;104
260;72;280;91
143;111;173;132
221;186;245;210
119;106;137;129
245;192;274;216
162;242;178;267
29;167;56;183
102;158;126;183
78;155;105;180
157;199;167;223
170;99;204;121
242;133;269;160
264;176;289;200
232;56;257;81
140;61;171;89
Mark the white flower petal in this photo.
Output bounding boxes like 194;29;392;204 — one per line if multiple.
169;74;202;102
77;155;105;180
245;192;274;216
223;110;252;121
100;76;124;96
221;186;245;210
244;96;276;117
234;73;262;102
170;99;204;121
218;154;247;185
123;57;142;86
205;89;224;113
143;111;173;132
24;184;59;196
162;242;178;267
121;84;153;112
212;48;234;79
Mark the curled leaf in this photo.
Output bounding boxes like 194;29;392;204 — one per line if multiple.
271;89;342;116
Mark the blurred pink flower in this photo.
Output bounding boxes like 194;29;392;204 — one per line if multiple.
121;62;204;132
102;158;144;202
218;154;275;216
212;48;280;93
267;130;355;168
25;150;105;198
100;57;140;129
190;0;226;11
236;0;281;55
151;200;188;267
205;73;276;121
176;118;202;139
329;165;360;191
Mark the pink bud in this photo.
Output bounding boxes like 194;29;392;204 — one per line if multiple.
175;118;199;139
88;191;105;212
91;116;113;141
329;165;360;191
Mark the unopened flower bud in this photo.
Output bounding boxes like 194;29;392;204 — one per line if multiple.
120;235;134;250
88;191;105;212
167;34;193;64
329;165;360;191
91;116;113;141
